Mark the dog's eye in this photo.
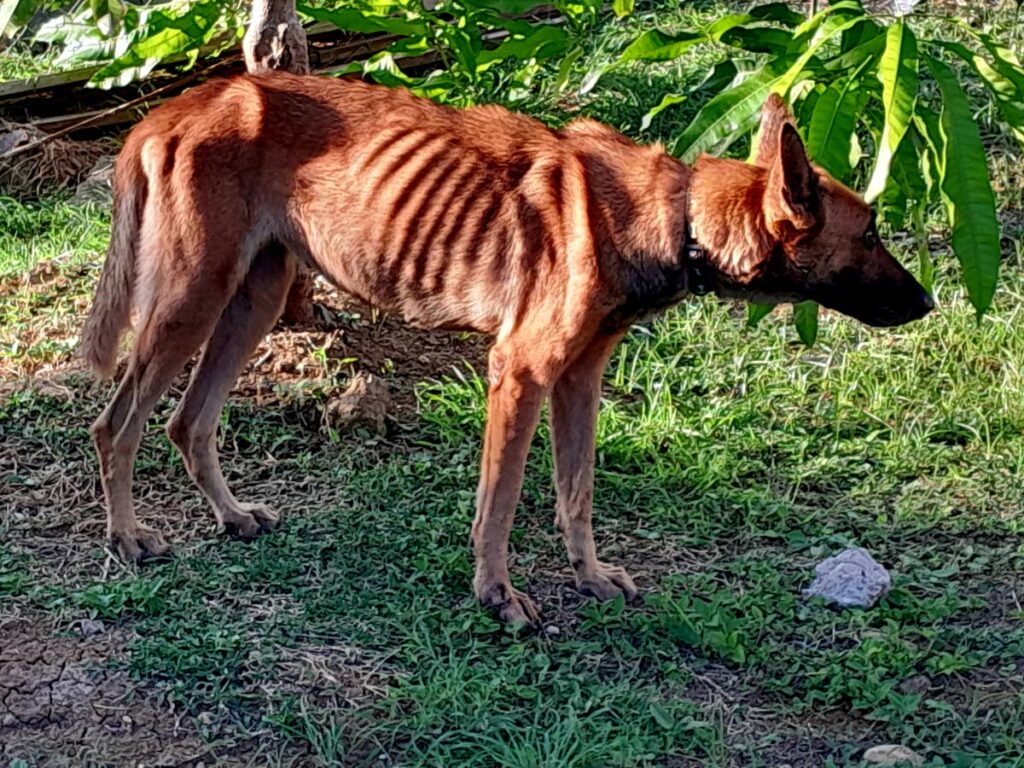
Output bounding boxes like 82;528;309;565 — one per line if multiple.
863;228;877;250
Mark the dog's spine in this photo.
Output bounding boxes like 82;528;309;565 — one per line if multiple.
79;149;146;380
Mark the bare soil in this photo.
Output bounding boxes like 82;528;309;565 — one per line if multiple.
0;618;224;767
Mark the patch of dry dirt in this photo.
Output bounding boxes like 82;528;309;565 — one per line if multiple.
0;618;230;767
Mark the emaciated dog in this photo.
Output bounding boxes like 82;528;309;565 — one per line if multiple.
80;74;933;625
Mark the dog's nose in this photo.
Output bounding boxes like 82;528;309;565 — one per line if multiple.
921;291;935;311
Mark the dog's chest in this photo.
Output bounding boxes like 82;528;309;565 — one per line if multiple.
601;256;691;332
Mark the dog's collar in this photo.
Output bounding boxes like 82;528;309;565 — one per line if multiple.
683;188;713;296
683;226;712;296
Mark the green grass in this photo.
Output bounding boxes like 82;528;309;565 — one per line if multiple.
3;2;1024;766
3;240;1022;765
0;47;62;82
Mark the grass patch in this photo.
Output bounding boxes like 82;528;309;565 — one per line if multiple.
4;254;1023;764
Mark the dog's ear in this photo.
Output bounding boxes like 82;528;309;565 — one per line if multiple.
753;93;796;167
766;123;818;230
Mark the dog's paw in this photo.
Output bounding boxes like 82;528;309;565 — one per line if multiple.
576;561;638;602
477;581;541;628
497;588;542;627
240;502;281;531
218;502;280;539
109;525;170;563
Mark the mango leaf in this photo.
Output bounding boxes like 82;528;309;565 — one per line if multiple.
477;23;566;66
793;301;819;346
824;20;884;72
297;3;427;36
0;0;31;35
878;177;908;230
773;14;867;97
672;62;786;162
553;45;583;92
90;0;124;36
793;0;863;40
0;0;15;34
90;1;223;89
698;58;751;91
888;123;928;203
612;0;634;17
445;22;480;76
640;93;686;131
925;54;1001;318
959;24;1024;93
912;110;944;195
719;26;794;55
342;50;416;88
864;21;918;202
798;83;823;127
705;13;757;41
747;303;775;326
840;14;882;53
936;40;1024;151
648;58;754;135
806;60;871;179
578;62;607;95
620;28;705;62
910;200;935;294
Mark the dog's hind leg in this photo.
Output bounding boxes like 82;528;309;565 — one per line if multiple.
91;263;241;563
166;243;296;538
549;331;637;602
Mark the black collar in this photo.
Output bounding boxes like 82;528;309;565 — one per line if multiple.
688;221;712;299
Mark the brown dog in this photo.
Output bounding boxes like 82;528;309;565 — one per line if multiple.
80;73;932;624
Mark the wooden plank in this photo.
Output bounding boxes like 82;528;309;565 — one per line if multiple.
0;20;342;100
7;10;567;137
0;65;101;98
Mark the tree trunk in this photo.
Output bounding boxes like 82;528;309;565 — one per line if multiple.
243;0;315;325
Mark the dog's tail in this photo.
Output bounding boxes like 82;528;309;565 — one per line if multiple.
79;150;146;380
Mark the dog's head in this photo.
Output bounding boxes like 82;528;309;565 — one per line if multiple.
700;94;933;327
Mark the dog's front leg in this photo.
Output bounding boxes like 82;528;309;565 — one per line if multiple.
471;346;548;626
550;332;637;602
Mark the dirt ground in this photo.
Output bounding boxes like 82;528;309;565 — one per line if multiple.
0;618;222;768
1;278;488;766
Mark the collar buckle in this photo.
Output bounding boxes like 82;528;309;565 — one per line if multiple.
683;184;712;297
684;230;711;296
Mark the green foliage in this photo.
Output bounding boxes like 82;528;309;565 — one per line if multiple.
618;1;1018;335
7;0;596;105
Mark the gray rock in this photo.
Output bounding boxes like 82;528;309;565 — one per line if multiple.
72;155;116;207
862;744;925;766
803;547;891;609
78;618;105;637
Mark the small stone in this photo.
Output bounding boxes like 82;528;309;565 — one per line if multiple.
543;624;560;637
803;547;891;609
324;372;390;435
862;744;925;766
197;711;215;725
72;155;116;206
79;618;105;637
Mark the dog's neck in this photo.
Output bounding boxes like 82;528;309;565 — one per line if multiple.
581;143;783;325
